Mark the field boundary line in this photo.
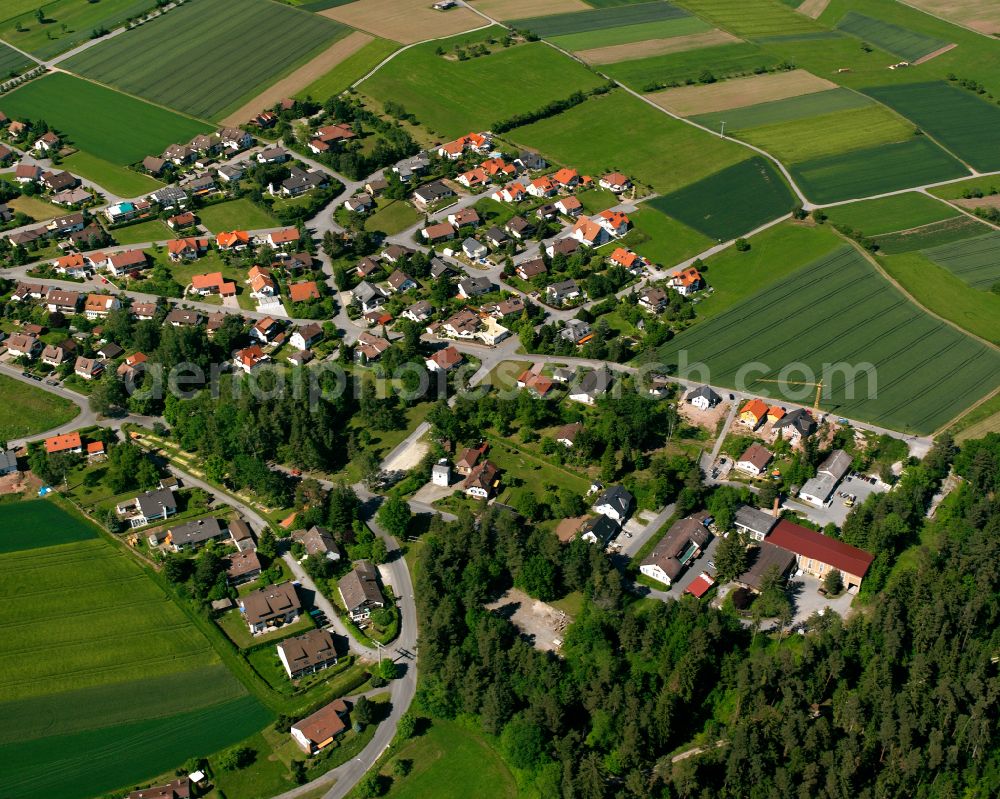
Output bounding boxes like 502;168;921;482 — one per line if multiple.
920;188;1000;232
937;383;1000;436
896;0;1000;41
839;231;1000;354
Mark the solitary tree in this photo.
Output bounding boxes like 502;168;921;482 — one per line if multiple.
714;531;750;584
823;568;844;596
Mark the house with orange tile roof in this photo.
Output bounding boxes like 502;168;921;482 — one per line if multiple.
527;176;557;198
608;247;643;270
190;272;236;296
570;215;609;247
600;172;632;193
669;267;703;296
767;405;786;424
249;267;277;298
491;182;526;203
552;168;579;188
739;398;769;429
481;157;515;177
289;281;320;303
555;196;582;216
457;167;489;188
516;365;555;398
598;209;630;237
216;230;251;250
267;228;300;248
167;237;208;262
45;432;82;455
84;293;120;319
234;344;269;374
52;251;88;278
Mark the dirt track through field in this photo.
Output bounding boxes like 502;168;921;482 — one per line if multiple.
797;0;830;20
471;0;589;19
219;31;374;126
913;42;958;65
577;28;739;64
645;68;837;116
321;0;483;44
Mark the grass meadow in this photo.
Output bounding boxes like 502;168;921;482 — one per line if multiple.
824;192;959;235
647;156;796;241
0;373;79;443
791;137;967;204
0;73;210;164
0;504;270;799
361;37;607;138
692;88;872;130
508;89;748;193
61;150;164;196
647;245;1000;432
607;41;781;89
297;36;400;101
862;82;1000;172
63;0;347;120
197;198;279;232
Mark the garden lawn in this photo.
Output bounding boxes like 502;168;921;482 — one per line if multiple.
297;37;400;100
550;14;710;51
0;499;94;553
737;104;914;164
861;82;1000;172
791;137;968;205
364;199;423;235
823;192;959;236
0;373;79;443
618;205;712;266
380;718;517;799
508;90;749;194
921;232;1000;290
835;11;947;61
0;0;152;60
360;37;607;138
198;198;279;232
606;41;781;90
63;0;348;120
7;194;62;222
647;245;1000;432
879;250;1000;345
647;156;796;241
0;73;211;164
510;1;691;38
692;88;872;131
111;219;173;246
691;221;843;319
61;151;163;197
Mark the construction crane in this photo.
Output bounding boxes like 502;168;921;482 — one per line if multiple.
755;378;824;412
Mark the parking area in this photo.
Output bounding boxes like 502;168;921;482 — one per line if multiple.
787;573;856;625
787;473;888;527
485;587;571;653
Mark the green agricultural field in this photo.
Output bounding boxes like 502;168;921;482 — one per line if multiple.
648;156;796;241
510;1;690;38
379;718;517;799
791;137;967;205
929;176;1000;201
880;250;1000;345
508;90;748;194
823;192;959;236
737;104;914;164
550;15;710;51
673;0;819;37
646;245;1000;433
0;73;211;165
0;41;32;76
921;232;1000;290
0;373;79;444
862;82;1000;172
297;37;400;101
0;500;94;553
0;507;269;799
691;220;844;319
872;216;991;254
618;205;713;267
361;37;607;138
63;0;348;120
835;11;947;61
198;198;279;232
606;41;782;90
692;88;872;132
0;0;152;60
61;151;163;197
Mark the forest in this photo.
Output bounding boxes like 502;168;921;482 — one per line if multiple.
411;433;1000;799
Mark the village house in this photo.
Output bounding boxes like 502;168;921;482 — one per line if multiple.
167;211;197;230
234;344;269;374
116;487;178;528
517;364;554;398
739;398;769;429
250;316;282;343
580;514;620;547
600;172;632;193
53;252;89;279
7;333;41;359
554;195;583;217
570;215;609;247
84;294;120;319
344;193;374;213
638;286;668;313
516;257;547;280
107;249;150;276
422;220;456;244
458;167;489;189
736;442;773;477
799;449;853;507
248;266;277;299
569;367;612;405
426;345;463;373
42;343;72;366
593;484;634;523
268;228;300;249
640;515;712;586
226;549;262;585
413;180;455;209
190;272;237;297
117;352;148;382
127;776;191;799
734;504;779;542
290;323;323;351
773;408;818;444
464;460;501;499
45;432;82;455
165;309;203;327
552;167;579;188
47;212;86;236
339;560;385;622
448;207;480;228
167;237;208;262
516;151;547;171
686;385;721;410
45;289;82;314
216;230;251;251
461;238;488;261
278;628;339;680
555;422;583;448
609;247;645;272
735;542;796;594
402;299;432;323
457;275;493;298
492;182;526;203
291;698;350;754
154;517;228;551
351;281;388;313
355;331;391;364
241;582;302;634
561;318;592;344
292;525;342;561
546;278;582;306
527;176;557;198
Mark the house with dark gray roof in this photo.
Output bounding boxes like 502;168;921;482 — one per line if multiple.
686;385;721;410
799;449;852;507
593;484;634;523
338;560;385;622
116;487;178;528
734;504;778;541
